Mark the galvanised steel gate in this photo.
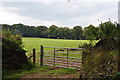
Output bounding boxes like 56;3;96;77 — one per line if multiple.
40;45;83;70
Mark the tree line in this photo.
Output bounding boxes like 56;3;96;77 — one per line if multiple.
1;21;118;40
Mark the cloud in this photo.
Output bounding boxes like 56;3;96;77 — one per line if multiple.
0;1;118;28
0;6;58;26
0;0;118;2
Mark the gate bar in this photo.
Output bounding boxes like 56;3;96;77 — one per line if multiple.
54;48;55;66
67;48;69;68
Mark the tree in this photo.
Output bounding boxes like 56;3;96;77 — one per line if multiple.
72;26;83;40
99;21;117;39
28;26;36;37
48;25;58;38
83;24;98;40
62;27;71;39
35;25;48;38
2;24;11;30
12;23;32;37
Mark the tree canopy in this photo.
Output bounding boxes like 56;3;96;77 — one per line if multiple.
2;21;117;40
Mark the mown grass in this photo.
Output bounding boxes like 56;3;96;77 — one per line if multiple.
23;37;98;64
22;37;90;53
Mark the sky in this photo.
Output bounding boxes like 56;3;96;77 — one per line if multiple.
0;0;118;28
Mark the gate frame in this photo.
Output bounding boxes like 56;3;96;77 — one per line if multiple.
40;45;83;70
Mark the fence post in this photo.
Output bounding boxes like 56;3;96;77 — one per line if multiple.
40;45;44;66
67;48;69;68
33;48;36;66
54;48;55;66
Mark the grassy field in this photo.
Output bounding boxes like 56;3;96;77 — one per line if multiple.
21;38;97;73
22;37;98;67
22;37;90;53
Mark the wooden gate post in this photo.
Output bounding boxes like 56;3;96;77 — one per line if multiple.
40;45;44;66
33;48;36;66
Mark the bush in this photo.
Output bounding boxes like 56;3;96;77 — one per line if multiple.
81;39;118;78
2;30;33;72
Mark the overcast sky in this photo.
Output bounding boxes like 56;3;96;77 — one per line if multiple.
0;0;118;28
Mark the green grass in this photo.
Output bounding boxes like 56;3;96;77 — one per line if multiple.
48;68;76;74
3;66;51;78
3;66;79;79
22;37;90;53
22;37;98;64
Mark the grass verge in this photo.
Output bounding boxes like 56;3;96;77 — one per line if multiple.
3;65;80;79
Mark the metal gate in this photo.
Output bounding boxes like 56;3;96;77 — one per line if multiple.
40;45;83;70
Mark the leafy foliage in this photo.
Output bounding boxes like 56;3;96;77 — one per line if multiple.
80;21;119;78
81;39;118;78
2;30;33;75
2;21;117;41
99;21;117;39
83;25;98;40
